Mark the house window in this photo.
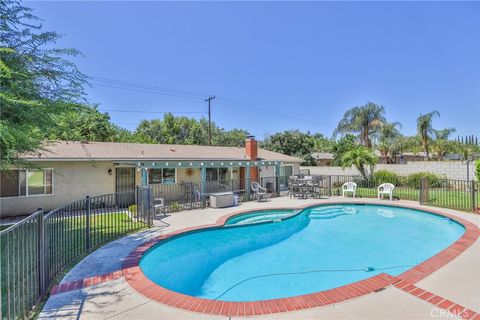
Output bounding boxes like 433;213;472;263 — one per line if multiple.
280;165;293;178
148;168;176;184
0;169;53;198
206;168;229;181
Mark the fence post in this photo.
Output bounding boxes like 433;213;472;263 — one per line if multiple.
37;208;46;296
328;176;332;197
85;196;91;251
420;177;429;205
148;186;154;226
471;180;476;212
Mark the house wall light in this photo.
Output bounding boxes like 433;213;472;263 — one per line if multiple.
108;168;113;175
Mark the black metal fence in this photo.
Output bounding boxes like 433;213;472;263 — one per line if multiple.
150;176;287;213
314;175;479;212
0;186;153;320
1;174;477;319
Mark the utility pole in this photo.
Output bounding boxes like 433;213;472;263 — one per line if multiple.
205;96;215;146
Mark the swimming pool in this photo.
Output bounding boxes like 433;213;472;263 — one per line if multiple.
139;204;465;302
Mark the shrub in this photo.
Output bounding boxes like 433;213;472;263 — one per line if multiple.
128;204;137;217
406;172;443;189
168;201;181;212
372;170;401;186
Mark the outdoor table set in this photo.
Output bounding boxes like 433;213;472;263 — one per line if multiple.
288;176;323;199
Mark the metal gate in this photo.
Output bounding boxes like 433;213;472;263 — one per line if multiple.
115;167;136;205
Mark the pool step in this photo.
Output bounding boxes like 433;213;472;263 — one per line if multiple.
233;213;295;225
308;207;358;220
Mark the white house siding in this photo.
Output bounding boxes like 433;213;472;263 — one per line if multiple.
302;161;476;181
1;161;301;217
1;161;116;217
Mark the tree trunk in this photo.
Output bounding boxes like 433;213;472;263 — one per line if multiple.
356;165;368;181
423;137;429;160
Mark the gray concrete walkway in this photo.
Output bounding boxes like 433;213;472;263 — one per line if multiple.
39;197;479;319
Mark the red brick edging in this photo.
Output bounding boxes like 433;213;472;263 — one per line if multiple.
120;202;480;317
393;278;479;320
50;270;123;295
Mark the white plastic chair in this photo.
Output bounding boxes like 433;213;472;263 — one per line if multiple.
154;197;165;216
342;182;357;198
251;182;267;202
377;183;395;201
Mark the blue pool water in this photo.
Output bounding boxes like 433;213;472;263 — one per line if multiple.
140;204;464;302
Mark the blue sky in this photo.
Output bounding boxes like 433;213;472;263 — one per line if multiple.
27;1;479;140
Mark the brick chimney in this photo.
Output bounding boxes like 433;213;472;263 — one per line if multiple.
245;136;258;181
245;135;258;160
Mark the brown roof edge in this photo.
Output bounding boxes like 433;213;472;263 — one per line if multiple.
20;141;303;163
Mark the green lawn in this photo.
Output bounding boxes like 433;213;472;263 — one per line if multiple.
333;187;478;212
0;224;12;231
1;212;146;319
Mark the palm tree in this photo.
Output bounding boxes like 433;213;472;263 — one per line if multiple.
433;128;456;141
341;146;378;180
334;102;386;148
431;127;456;160
377;122;402;163
416;111;440;160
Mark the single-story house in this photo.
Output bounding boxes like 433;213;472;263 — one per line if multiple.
0;137;302;217
311;152;334;166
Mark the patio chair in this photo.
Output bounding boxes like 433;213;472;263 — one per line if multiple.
251;182;267;202
342;182;357;198
154;197;165;216
377;183;395;201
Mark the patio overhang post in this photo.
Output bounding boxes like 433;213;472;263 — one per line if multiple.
201;165;207;208
140;167;148;186
115;160;285;199
275;163;281;196
246;164;251;200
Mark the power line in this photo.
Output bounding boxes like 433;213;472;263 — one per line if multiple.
100;109;205;114
216;100;325;126
91;76;326;126
92;77;209;99
216;96;326;126
92;82;205;100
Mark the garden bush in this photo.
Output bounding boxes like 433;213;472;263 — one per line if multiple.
168;201;181;212
372;170;401;186
406;172;443;189
128;204;137;217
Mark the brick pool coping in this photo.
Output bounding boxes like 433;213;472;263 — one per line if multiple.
119;201;479;317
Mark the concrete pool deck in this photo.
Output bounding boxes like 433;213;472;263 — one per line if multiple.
39;197;480;320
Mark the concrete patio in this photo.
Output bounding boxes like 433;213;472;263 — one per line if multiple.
39;197;480;320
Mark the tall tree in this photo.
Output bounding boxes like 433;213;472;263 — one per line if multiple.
430;127;456;160
331;134;356;166
377;122;402;163
1;0;87;166
333;102;386;148
312;133;335;152
433;127;456;141
46;106;117;141
416;111;440;160
134;113;249;147
261;130;315;165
